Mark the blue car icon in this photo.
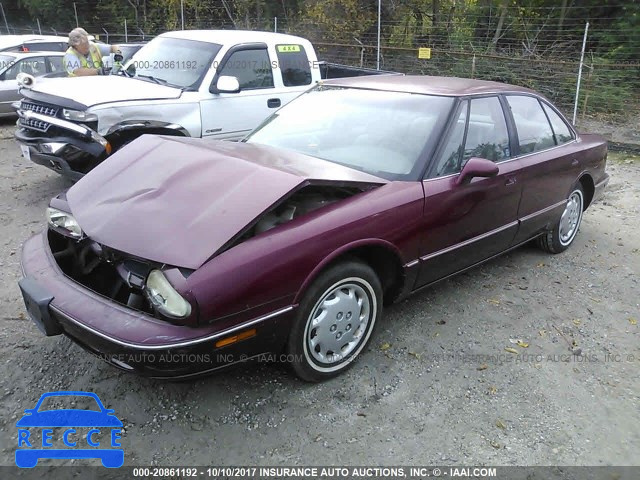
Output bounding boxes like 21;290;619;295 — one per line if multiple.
16;391;123;468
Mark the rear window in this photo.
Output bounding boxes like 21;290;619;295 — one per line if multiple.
24;42;67;52
275;44;311;87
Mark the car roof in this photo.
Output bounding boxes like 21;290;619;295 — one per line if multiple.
322;74;539;97
159;29;311;46
0;51;65;59
0;34;68;47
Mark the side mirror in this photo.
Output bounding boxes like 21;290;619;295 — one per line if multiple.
455;157;499;185
213;75;240;94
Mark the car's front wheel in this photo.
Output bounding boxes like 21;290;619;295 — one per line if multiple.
538;184;585;253
288;260;382;382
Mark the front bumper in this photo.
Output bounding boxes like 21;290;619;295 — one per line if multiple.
15;113;108;181
19;232;295;378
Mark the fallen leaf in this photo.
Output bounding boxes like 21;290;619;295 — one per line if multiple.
629;318;637;326
380;342;391;351
488;386;498;395
490;440;502;449
495;419;506;430
536;262;545;267
509;338;521;344
408;351;421;360
488;298;501;305
18;312;25;320
356;412;367;417
477;364;488;371
432;332;440;338
504;347;519;354
539;330;547;337
517;340;529;348
573;319;582;326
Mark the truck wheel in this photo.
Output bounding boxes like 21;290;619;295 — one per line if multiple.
287;260;382;382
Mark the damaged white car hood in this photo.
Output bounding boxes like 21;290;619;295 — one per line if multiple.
30;75;182;108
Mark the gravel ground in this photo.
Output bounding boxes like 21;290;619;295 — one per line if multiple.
0;118;638;469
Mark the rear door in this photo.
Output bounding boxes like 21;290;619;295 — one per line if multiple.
415;96;522;287
503;95;579;243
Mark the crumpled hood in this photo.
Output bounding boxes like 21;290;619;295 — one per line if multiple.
30;75;182;108
66;135;385;269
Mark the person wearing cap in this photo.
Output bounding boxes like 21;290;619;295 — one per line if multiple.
64;27;120;76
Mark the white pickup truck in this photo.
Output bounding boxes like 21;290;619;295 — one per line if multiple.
14;30;393;180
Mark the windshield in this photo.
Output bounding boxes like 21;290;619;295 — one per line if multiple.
36;395;101;412
245;86;454;180
0;54;16;74
124;37;221;89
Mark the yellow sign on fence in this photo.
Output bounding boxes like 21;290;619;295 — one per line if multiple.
418;48;432;59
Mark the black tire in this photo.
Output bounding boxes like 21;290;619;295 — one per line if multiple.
288;260;382;382
538;184;585;254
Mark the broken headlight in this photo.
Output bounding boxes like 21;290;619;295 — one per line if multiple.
46;207;83;239
144;270;191;318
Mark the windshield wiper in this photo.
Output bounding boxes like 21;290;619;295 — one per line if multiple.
137;74;167;85
137;74;185;90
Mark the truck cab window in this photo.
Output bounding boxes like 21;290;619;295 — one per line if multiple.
275;44;312;87
219;49;274;90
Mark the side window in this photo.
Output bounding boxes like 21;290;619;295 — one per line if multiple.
3;57;46;80
462;96;510;163
542;103;574;145
275;44;312;87
218;48;274;90
506;96;555;154
433;101;468;176
47;56;64;73
25;42;66;52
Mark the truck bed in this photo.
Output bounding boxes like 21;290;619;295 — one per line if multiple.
318;61;400;80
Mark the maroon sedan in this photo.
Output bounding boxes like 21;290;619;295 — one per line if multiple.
19;75;608;381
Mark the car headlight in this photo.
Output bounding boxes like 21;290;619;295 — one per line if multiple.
46;207;83;239
144;270;192;318
62;109;98;123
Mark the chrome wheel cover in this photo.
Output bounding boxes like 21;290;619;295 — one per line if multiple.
303;277;376;372
559;189;584;246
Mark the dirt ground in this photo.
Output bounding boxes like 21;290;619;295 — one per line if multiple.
0;117;638;470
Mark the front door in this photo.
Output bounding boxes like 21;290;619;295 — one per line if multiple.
415;96;522;287
200;46;281;140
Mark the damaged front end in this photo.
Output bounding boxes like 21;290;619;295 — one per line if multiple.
46;222;197;326
232;183;375;245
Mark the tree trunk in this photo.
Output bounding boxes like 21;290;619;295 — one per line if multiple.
490;1;507;52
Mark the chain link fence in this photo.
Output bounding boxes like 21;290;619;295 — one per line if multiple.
2;3;639;144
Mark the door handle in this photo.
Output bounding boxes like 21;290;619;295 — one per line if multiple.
267;98;281;108
505;176;517;186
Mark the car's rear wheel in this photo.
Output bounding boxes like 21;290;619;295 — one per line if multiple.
288;260;382;382
538;184;584;253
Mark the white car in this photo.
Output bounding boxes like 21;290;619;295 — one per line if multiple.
0;35;70;53
14;29;394;180
0;51;65;117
